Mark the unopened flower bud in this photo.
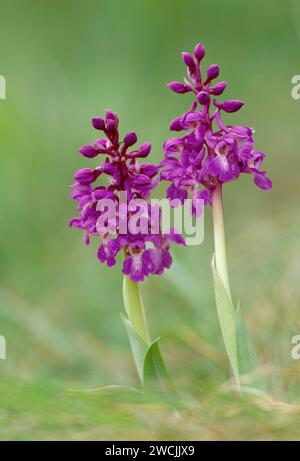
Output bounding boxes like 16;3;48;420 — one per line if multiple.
206;64;220;81
169;117;183;131
92;117;105;131
215;99;244;113
73;168;97;185
137;142;151;157
209;81;227;95
106;118;116;134
181;52;195;70
194;43;206;61
79;145;98;158
124;131;137;147
197;91;210;105
168;81;190;94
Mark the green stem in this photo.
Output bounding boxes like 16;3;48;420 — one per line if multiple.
122;277;151;345
211;185;258;389
211;183;231;298
122;276;177;398
211;184;240;387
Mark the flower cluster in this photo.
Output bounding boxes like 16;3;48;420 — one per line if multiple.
160;43;272;214
70;109;184;282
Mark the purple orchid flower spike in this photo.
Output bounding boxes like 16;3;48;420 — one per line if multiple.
162;43;272;216
70;109;184;283
162;43;272;387
70;109;183;395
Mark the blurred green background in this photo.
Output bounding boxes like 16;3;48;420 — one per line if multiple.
1;0;300;440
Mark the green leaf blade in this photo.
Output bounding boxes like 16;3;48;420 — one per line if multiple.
236;302;258;376
120;313;148;384
212;261;240;385
143;338;176;396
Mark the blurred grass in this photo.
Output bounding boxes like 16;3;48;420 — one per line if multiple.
2;375;300;441
1;0;300;440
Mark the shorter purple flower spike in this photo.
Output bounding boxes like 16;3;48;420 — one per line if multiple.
70;109;184;282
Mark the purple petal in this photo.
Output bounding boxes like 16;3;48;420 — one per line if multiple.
140;164;158;178
69;217;82;228
165;228;186;246
143;248;172;275
122;253;148;282
253;172;272;190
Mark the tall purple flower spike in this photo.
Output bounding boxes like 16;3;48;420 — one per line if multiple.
70;109;184;282
161;43;272;214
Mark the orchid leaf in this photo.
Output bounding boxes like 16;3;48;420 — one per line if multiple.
212;260;240;385
143;338;176;395
122;276;176;397
121;313;148;384
236;302;257;375
121;313;175;395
